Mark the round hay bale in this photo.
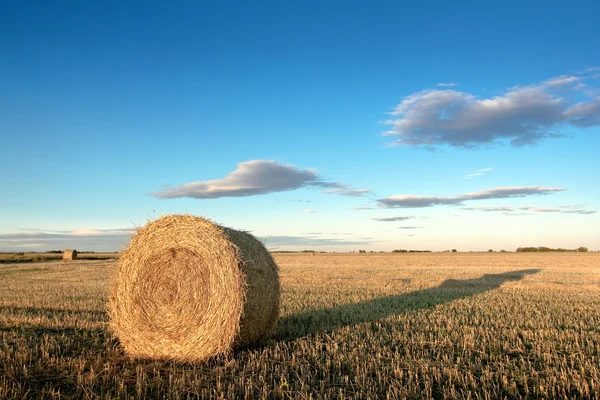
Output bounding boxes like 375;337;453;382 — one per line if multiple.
108;214;280;362
63;249;77;260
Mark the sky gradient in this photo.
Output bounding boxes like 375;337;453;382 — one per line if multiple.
1;1;599;252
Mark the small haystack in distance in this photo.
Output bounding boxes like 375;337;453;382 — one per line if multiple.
109;214;280;362
63;249;77;260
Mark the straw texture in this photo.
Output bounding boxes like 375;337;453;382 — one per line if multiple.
108;214;280;362
62;249;77;260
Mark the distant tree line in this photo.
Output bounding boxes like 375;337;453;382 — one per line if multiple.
516;246;588;252
392;249;432;253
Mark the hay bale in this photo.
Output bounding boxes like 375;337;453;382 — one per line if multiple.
63;249;77;260
108;214;280;362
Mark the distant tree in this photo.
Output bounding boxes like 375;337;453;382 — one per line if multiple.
452;249;457;253
517;246;584;252
517;247;538;252
488;249;494;252
578;247;589;252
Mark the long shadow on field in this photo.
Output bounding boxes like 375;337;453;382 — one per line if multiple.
0;307;112;358
0;324;124;398
0;325;110;353
274;269;540;341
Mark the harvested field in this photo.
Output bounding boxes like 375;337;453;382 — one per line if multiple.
0;252;599;399
0;252;119;264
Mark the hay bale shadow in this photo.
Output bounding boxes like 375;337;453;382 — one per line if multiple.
274;269;540;341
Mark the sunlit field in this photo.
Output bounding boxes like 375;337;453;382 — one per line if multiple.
1;252;599;399
0;252;119;264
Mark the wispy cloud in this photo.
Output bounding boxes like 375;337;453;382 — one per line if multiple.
465;167;493;178
383;71;600;148
463;205;596;215
153;160;369;199
543;75;581;86
301;209;315;213
0;228;134;252
378;186;565;208
372;216;415;222
397;226;423;229
322;187;371;197
10;228;136;237
260;235;374;248
351;205;377;210
437;82;457;87
502;212;534;217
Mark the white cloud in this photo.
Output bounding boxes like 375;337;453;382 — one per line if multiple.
0;228;134;252
372;216;415;222
564;101;600;127
322;187;371;197
301;209;315;213
383;72;600;148
153;160;369;199
437;82;457;87
543;75;581;86
351;205;377;210
465;167;493;178
503;212;534;217
463;205;596;215
260;235;374;248
378;186;565;208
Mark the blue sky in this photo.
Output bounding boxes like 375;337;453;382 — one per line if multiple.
1;1;599;252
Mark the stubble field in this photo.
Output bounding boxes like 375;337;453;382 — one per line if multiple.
0;252;599;399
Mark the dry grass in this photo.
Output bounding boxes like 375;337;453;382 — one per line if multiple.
0;252;599;399
0;252;119;264
109;214;280;362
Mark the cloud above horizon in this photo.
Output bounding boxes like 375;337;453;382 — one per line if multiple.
260;235;374;249
465;168;493;178
378;186;565;208
383;71;600;148
0;228;135;251
462;205;596;215
372;216;415;222
153;160;370;199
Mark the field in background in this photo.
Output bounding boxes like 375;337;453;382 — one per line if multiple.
0;253;599;399
0;252;119;264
